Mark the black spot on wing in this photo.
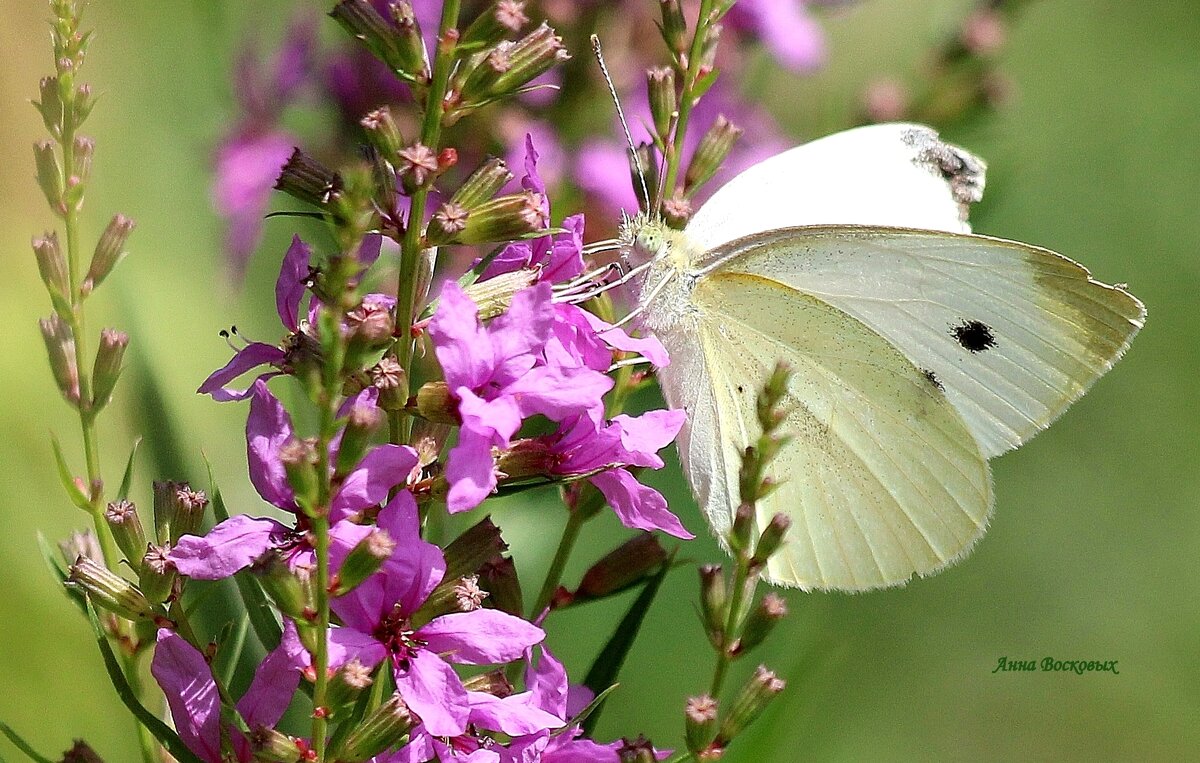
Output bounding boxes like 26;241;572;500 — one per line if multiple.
951;320;996;353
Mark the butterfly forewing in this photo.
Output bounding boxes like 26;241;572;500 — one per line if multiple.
701;226;1146;458
657;269;992;591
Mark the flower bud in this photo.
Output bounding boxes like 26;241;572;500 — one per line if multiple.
249;726;305;763
330;529;395;596
388;1;431;83
153;481;208;545
252;553;314;622
329;693;413;762
735;593;787;656
71;83;95;127
494;439;554;482
698;563;727;642
343;295;396;372
729;503;754;553
32;232;72;317
360;106;404;162
576;533;668;600
717;665;786;743
699;22;722;72
91;328;128;412
83;214;134;294
34;140;65;214
336;403;385;480
36;76;64;137
329;0;415;80
414;381;460;425
461;669;513;697
751;513;790;566
618;736;660;763
426;202;471;245
279;438;320;514
961;8;1006;57
756;361;791;433
58;529;102;566
450;157;513;210
39;314;80;406
685;115;741;192
461;0;530;49
647;67;677;139
105;499;146;568
60;740;103;763
72;135;95;188
275;148;343;209
479;555;523;615
442;516;507;583
460;23;568;106
461;267;539;320
659;0;687;54
684;694;719;755
370;355;408;411
326;658;375;712
67;555;156;621
395;142;440;194
456;191;545;245
139;543;177;604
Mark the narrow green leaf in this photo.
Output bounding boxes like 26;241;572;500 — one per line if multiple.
205;457;283;650
218;614;251;690
116;436;142;501
83;600;206;763
49;434;90;509
264;209;329;221
582;549;676;735
0;721;54;763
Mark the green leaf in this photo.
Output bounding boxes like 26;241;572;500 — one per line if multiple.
553;682;619;737
218;613;251;690
84;600;206;763
205;457;282;650
0;720;54;763
116;436;142;501
49;434;90;510
264;209;330;221
691;68;720;101
582;548;676;734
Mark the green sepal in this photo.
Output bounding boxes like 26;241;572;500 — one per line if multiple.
691;68;720;102
50;434;90;510
83;600;206;763
206;457;282;650
582;548;676;734
0;719;55;763
36;531;85;613
116;436;142;501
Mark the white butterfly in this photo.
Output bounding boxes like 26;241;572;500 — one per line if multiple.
623;123;1145;592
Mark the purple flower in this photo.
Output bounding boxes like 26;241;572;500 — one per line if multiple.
150;629;300;763
547;411;692;539
725;0;828;72
171;383;415;580
429;282;613;512
215;17;317;275
290;497;546;737
199;234;384;401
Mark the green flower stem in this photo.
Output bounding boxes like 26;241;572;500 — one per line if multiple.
658;0;716;213
530;508;587;619
392;0;461;447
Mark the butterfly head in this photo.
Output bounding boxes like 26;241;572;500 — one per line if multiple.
619;212;683;270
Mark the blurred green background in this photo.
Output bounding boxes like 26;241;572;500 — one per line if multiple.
2;0;1197;760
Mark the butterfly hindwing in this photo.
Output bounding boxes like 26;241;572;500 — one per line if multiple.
657;268;992;591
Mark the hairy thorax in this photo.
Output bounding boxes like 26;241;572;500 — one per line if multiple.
622;216;707;334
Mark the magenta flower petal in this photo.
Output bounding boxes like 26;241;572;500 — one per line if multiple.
590;469;694;539
519;133;547;199
467;691;562;736
729;0;826;71
214;131;295;275
332;443;419;520
396;648;471;737
150;630;221;763
376;495;447;611
611;410;688;468
417;609;545;665
247;380;297;510
488;284;555;379
358;232;383;267
275;235;311;333
503;365;613;425
236;640;300;727
540;213;586;283
169;515;285;580
526;645;568;718
543;736;621;763
578;308;671;368
328;627;389;671
197;343;286;401
430;282;494;390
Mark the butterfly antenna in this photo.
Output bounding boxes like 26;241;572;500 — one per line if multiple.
591;34;652;213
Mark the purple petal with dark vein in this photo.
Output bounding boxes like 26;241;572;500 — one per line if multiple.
417;609;545;665
150;630;221;763
197;343;285;401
